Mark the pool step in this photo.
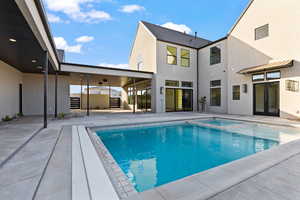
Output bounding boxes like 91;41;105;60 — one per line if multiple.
72;125;120;200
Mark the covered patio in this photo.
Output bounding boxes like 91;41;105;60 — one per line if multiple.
61;62;154;115
0;0;61;129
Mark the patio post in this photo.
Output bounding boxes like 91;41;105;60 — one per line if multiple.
109;85;111;108
133;78;136;113
54;71;58;118
87;75;90;116
80;78;83;109
43;51;48;128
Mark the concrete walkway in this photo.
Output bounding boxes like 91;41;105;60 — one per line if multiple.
0;112;300;200
0;117;43;166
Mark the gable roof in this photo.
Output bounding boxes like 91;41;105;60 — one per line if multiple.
228;0;255;35
141;21;211;49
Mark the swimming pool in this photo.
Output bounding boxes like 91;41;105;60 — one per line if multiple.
199;119;240;126
97;122;278;192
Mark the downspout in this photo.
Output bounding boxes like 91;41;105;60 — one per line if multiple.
196;48;199;112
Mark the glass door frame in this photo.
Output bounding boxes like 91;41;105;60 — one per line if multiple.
253;81;280;117
165;88;193;112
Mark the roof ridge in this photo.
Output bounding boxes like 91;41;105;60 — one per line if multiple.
140;20;209;41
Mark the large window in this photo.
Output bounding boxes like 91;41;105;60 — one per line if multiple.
167;46;177;65
255;24;269;40
180;49;190;67
232;85;240;100
210;80;221;106
210;46;221;65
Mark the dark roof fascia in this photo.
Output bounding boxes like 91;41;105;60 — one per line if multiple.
34;0;60;71
197;36;228;50
157;39;200;49
61;62;154;74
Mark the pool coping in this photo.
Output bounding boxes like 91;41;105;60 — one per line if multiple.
84;116;300;200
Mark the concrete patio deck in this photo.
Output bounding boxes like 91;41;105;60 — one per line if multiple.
0;112;300;200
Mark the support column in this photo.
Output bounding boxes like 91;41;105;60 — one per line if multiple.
108;85;111;108
80;79;83;110
87;76;90;116
54;71;58;118
43;51;48;128
133;78;136;113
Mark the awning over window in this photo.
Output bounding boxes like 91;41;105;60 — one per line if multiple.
238;60;294;74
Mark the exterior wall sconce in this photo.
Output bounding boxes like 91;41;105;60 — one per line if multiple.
160;87;164;95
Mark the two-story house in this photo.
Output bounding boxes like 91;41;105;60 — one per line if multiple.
129;0;300;119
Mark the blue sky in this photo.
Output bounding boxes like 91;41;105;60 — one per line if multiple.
43;0;250;69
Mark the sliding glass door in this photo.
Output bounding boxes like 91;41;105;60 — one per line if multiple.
165;88;193;112
254;82;279;116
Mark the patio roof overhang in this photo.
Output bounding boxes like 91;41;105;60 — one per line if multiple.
238;60;294;74
61;62;153;87
0;0;59;74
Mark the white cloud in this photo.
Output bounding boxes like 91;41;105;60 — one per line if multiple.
120;5;145;13
47;13;62;23
44;0;111;23
99;63;129;69
54;37;82;53
75;36;94;43
161;22;192;34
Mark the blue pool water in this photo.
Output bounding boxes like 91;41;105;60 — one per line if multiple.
97;123;278;192
200;119;240;126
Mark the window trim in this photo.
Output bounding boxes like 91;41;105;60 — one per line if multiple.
167;46;177;65
232;85;241;100
180;49;190;67
210;46;221;65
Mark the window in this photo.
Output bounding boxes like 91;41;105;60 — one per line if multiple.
210;46;221;65
181;81;193;88
252;73;265;81
167;46;177;65
165;80;179;87
210;80;221;87
266;71;281;80
255;24;269;40
210;80;221;106
286;80;299;92
180;49;190;67
128;87;134;104
232;85;240;100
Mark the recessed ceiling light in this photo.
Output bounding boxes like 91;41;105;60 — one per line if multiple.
32;60;37;63
9;38;16;42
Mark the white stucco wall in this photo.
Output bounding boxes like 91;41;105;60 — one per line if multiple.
228;0;300;118
0;60;23;119
129;22;157;73
198;39;228;113
155;41;198;113
22;73;70;115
